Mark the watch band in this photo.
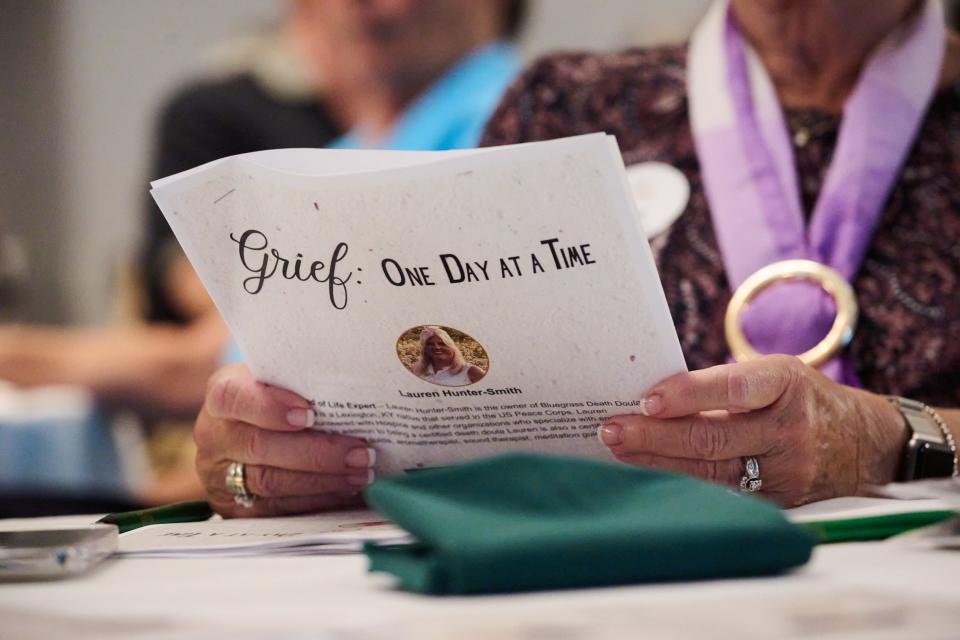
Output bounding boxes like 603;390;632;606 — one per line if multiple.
887;396;958;481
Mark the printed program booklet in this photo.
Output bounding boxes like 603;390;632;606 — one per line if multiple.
151;134;687;474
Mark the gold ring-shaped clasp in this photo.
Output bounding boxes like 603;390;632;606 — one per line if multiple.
724;259;858;368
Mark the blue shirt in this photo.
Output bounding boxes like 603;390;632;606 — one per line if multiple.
224;41;520;365
330;41;520;151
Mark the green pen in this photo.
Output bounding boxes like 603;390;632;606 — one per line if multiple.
97;501;214;534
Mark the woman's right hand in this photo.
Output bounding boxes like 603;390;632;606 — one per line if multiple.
194;364;375;517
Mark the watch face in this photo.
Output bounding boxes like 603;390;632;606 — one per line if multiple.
905;412;943;440
916;441;956;479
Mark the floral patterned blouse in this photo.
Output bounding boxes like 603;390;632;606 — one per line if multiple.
481;45;960;405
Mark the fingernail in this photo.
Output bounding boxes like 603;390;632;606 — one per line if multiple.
345;447;376;469
641;394;663;416
287;408;316;428
348;469;375;488
598;423;623;446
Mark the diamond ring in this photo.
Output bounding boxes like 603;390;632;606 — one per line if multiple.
739;456;762;493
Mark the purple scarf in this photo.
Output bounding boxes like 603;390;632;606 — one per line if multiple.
688;0;945;384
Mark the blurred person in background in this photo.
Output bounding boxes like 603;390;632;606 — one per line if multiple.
193;0;960;517
145;0;525;328
0;0;524;513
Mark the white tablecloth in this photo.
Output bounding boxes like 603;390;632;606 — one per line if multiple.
1;513;959;639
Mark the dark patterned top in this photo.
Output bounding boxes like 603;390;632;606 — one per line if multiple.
481;45;960;405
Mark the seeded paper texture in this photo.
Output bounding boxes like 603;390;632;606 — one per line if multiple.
151;134;686;473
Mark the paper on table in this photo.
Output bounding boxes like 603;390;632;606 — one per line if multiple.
785;496;955;523
150;134;687;474
117;510;410;558
874;478;960;508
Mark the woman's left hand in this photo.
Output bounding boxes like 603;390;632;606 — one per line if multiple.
598;355;910;506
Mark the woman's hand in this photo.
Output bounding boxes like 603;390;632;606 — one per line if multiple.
598;355;910;506
195;364;375;517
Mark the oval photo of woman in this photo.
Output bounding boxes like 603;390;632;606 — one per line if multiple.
396;325;488;387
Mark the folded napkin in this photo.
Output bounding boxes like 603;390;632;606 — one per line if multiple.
364;453;814;595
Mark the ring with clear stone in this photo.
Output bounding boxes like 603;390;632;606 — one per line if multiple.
225;461;256;508
739;456;762;493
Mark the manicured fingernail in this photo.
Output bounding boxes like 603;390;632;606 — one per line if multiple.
287;408;316;427
345;447;376;469
348;470;375;488
641;394;663;416
598;423;623;446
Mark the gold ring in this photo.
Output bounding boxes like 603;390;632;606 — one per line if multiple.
225;461;255;508
724;259;857;368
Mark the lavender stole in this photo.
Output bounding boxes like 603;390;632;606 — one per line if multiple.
688;0;945;385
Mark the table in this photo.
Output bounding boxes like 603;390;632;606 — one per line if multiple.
1;514;958;639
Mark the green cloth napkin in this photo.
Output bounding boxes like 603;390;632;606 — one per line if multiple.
363;453;814;595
